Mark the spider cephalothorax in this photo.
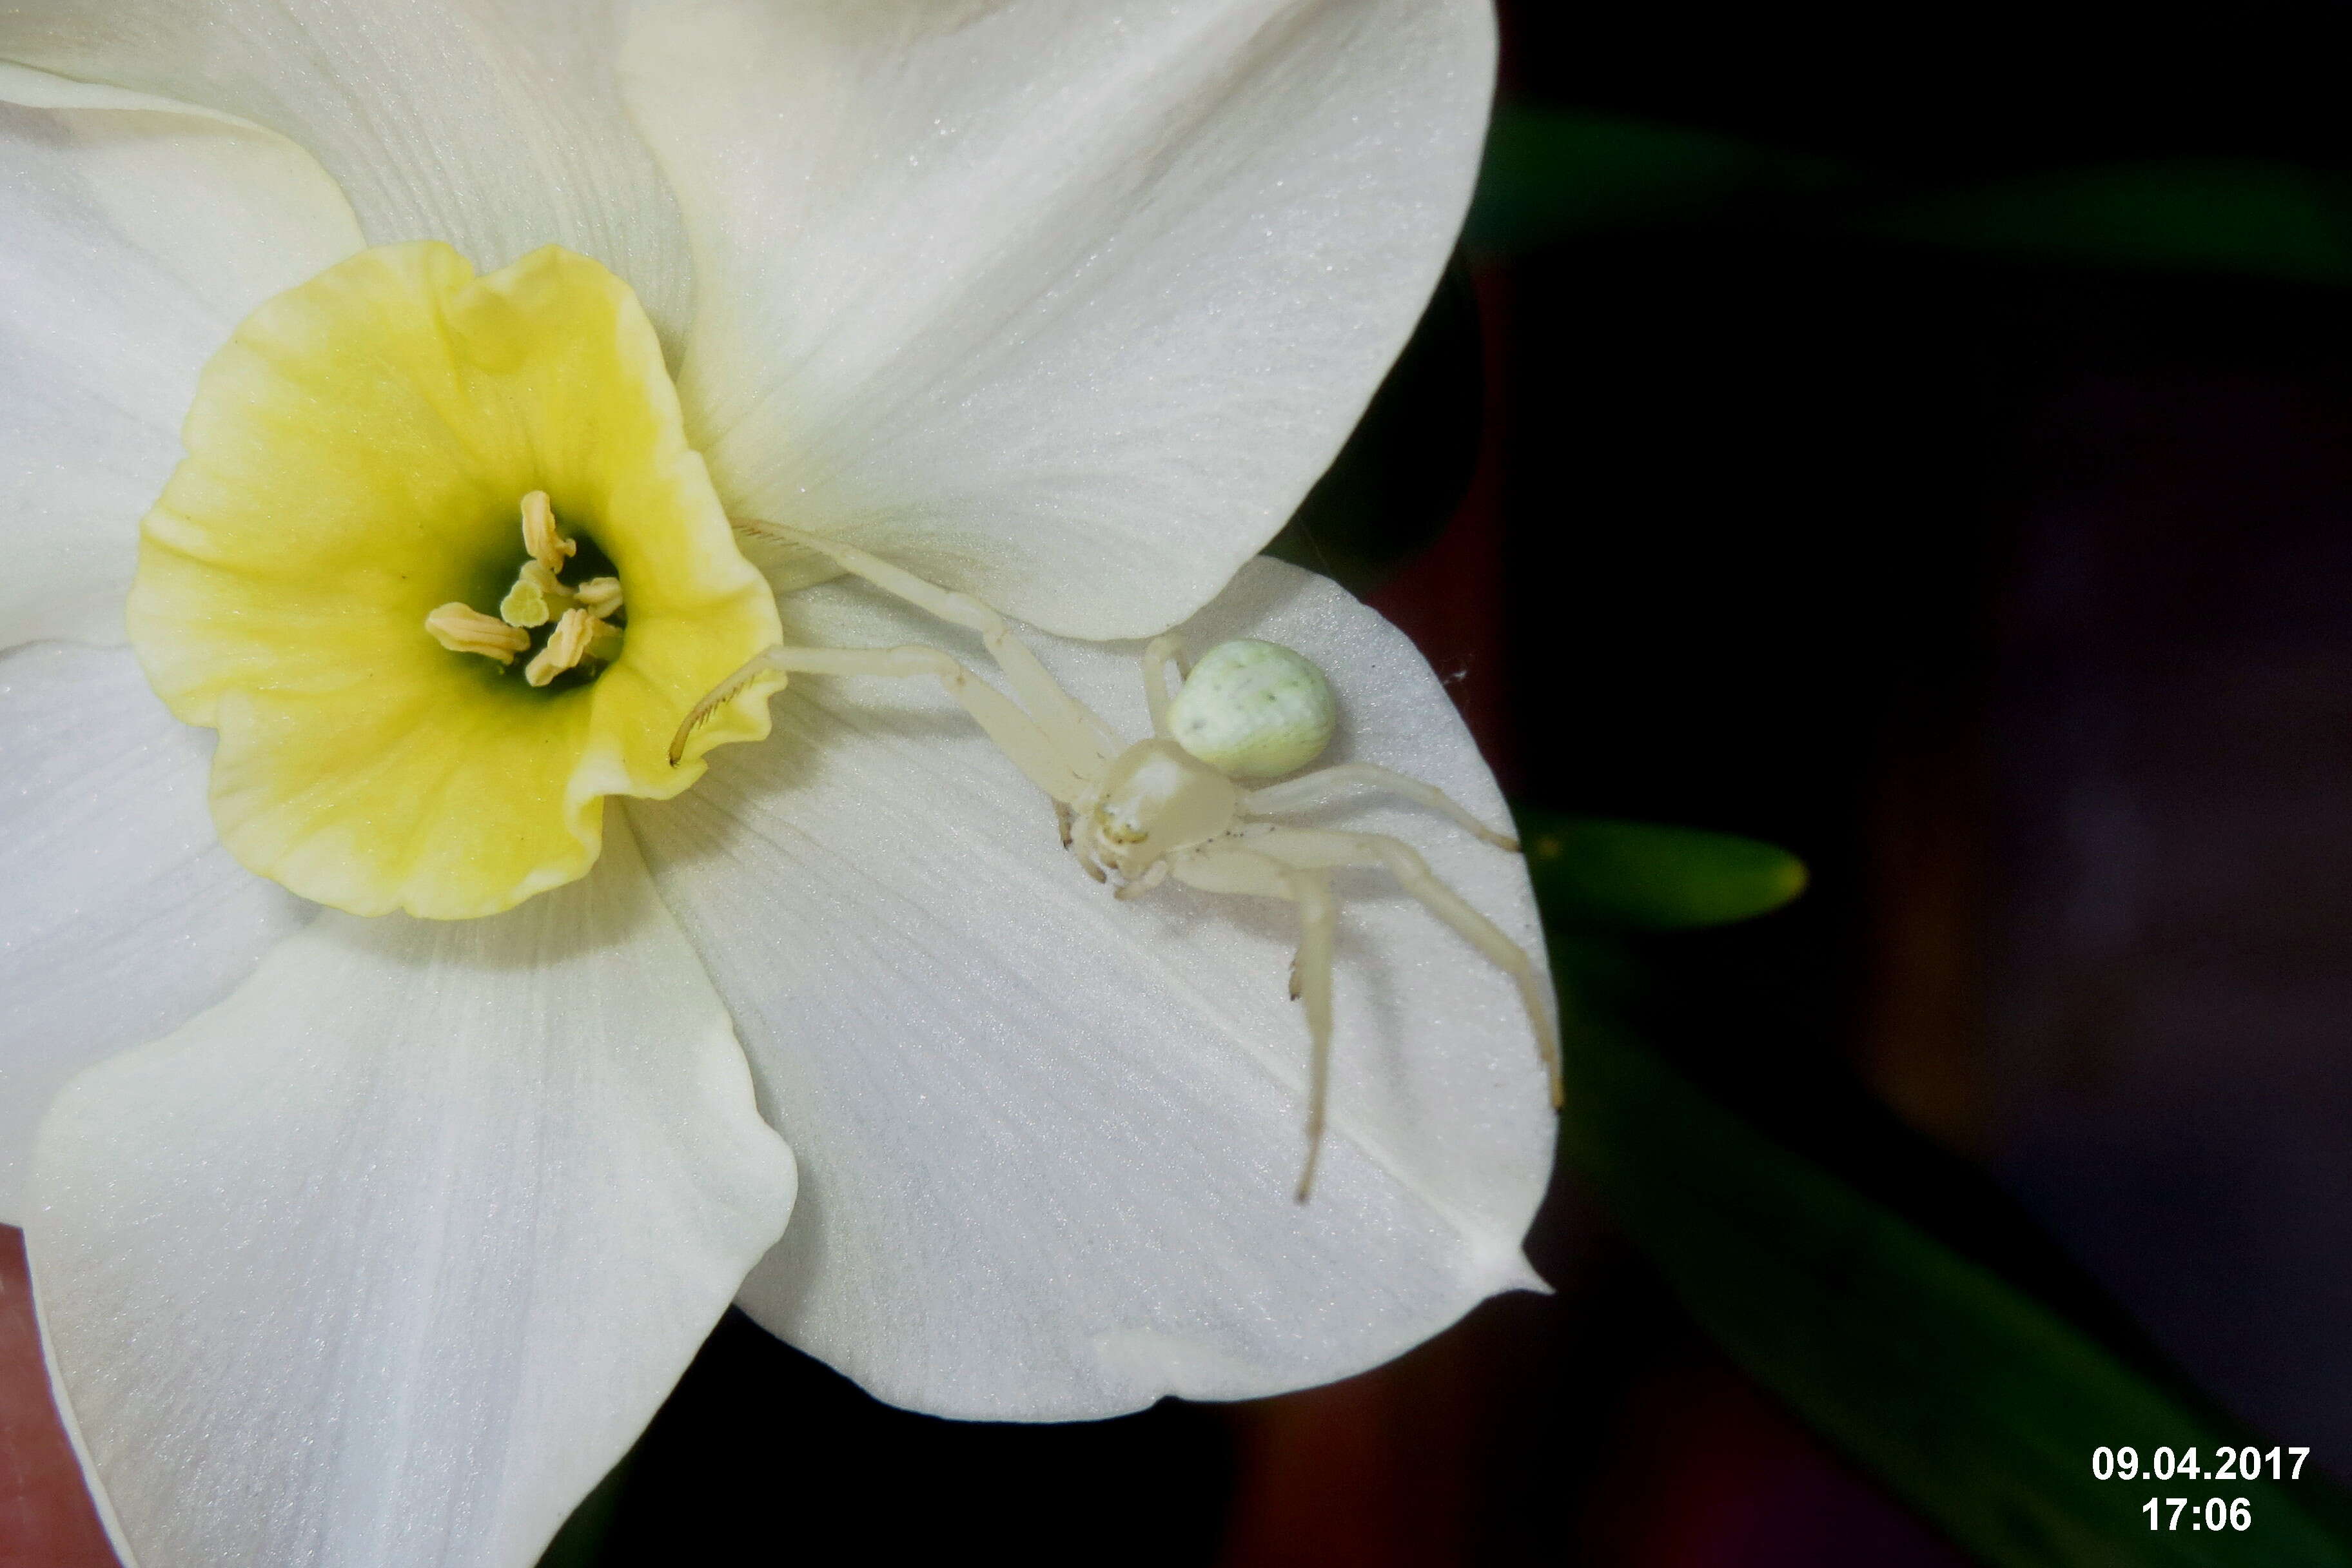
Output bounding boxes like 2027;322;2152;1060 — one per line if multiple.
679;522;1559;1197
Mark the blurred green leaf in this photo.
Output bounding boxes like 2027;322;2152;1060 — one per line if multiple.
1467;101;2352;292
1515;809;1807;930
1861;160;2352;286
1464;104;1855;255
1556;937;2352;1567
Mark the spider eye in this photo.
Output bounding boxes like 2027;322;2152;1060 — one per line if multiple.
1167;638;1337;779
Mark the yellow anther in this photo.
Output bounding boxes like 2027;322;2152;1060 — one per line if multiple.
498;560;574;628
426;602;531;665
574;576;623;618
522;489;575;574
525;607;602;687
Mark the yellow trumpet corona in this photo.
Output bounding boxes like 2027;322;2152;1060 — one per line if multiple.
127;242;783;919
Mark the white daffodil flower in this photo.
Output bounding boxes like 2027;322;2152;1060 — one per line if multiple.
0;3;1557;1565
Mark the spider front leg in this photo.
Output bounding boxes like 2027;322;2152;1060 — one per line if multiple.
1241;827;1563;1110
671;642;1089;807
1141;634;1190;736
733;517;1121;774
1241;763;1520;851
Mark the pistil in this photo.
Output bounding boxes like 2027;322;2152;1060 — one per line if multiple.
498;561;573;627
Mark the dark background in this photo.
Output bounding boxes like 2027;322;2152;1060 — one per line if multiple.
594;5;2352;1563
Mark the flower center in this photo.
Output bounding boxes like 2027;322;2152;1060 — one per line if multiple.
426;491;629;687
129;242;785;920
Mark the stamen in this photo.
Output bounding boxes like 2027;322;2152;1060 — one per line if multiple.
525;607;605;687
426;603;531;665
522;489;575;574
498;560;574;627
429;493;622;685
573;576;623;618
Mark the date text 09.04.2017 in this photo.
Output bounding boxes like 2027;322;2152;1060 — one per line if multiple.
2093;1445;2308;1484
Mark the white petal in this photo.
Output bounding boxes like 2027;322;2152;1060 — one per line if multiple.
0;0;693;353
631;558;1554;1420
0;641;310;1225
25;819;796;1568
620;0;1496;638
0;62;362;649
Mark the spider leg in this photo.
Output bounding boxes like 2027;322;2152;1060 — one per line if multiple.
1242;827;1562;1108
1167;844;1339;1200
1286;868;1337;1202
670;643;1088;804
1240;763;1520;851
734;518;1121;770
1142;634;1188;737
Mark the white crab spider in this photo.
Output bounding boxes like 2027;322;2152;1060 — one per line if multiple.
678;520;1563;1199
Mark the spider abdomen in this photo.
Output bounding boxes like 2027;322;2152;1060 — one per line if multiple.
1167;639;1337;779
